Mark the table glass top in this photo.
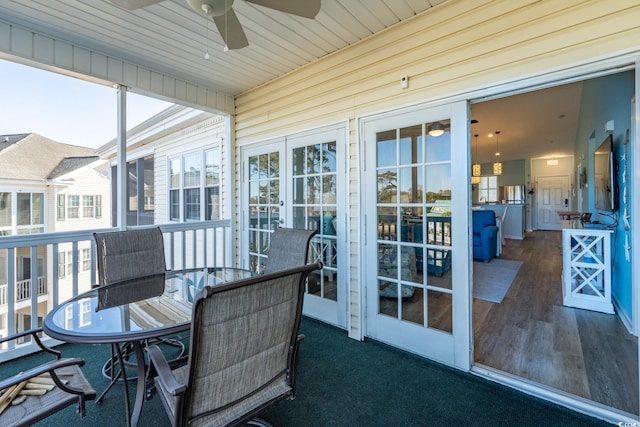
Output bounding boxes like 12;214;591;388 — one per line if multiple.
44;267;254;343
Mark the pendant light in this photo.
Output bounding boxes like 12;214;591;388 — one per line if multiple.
471;133;481;184
493;131;503;176
472;134;481;177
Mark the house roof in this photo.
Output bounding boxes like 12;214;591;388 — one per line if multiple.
0;134;97;181
0;133;30;152
47;156;101;180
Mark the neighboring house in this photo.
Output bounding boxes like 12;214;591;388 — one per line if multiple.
96;104;225;225
0;133;110;336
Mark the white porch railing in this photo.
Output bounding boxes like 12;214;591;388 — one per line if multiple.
0;220;232;362
0;276;48;306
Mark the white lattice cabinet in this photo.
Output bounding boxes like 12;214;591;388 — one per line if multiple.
562;228;613;314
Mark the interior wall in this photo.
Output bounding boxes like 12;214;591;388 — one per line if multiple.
573;71;635;326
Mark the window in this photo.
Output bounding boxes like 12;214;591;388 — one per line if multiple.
81;248;91;272
111;155;155;226
58;194;102;220
183;152;201;220
169;158;181;221
68;195;80;219
169;147;221;221
479;176;498;203
83;195;95;218
0;192;11;235
58;251;73;278
16;192;44;234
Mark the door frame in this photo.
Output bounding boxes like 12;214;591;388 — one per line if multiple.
465;54;640;424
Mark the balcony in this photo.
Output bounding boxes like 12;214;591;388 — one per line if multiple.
0;276;47;308
0;220;232;362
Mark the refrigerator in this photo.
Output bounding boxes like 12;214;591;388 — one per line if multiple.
499;185;525;204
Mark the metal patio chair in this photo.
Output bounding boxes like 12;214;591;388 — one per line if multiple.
0;329;96;427
262;227;317;274
93;227;185;400
146;262;321;427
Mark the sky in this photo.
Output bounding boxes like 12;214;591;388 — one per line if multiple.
0;59;173;148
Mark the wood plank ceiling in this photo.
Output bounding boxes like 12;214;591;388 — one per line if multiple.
0;0;447;96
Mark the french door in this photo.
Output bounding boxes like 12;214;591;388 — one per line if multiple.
241;125;347;328
361;101;471;368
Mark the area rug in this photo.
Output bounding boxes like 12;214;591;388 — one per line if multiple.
473;259;522;303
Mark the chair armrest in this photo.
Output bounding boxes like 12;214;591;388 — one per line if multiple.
0;328;60;358
0;357;86;392
146;344;187;396
480;225;498;238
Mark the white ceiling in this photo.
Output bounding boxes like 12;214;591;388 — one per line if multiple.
0;0;447;95
0;0;591;162
470;81;583;164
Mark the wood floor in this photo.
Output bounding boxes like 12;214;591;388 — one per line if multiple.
473;230;639;415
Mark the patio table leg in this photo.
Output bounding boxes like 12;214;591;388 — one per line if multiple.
130;341;146;427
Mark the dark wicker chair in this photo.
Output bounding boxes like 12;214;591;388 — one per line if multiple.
146;262;321;427
262;227;317;274
0;329;96;427
93;227;185;398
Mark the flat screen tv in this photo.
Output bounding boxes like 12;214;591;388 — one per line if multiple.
593;134;616;212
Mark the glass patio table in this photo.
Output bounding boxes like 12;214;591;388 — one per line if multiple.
43;267;254;427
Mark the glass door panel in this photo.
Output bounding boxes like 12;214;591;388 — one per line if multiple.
291;142;338;303
375;120;452;334
247;151;281;272
363;101;469;367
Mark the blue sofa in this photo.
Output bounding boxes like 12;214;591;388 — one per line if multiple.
472;210;498;262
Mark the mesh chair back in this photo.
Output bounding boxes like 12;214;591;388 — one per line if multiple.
263;227;317;274
181;263;318;426
94;227;166;285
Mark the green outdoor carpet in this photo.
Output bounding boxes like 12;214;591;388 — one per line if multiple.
1;318;609;426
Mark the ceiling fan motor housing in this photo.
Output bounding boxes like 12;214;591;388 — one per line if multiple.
187;0;234;17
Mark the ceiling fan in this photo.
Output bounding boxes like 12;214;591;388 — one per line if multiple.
109;0;321;50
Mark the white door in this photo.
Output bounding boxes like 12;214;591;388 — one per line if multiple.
361;101;471;369
537;175;570;230
241;125;348;328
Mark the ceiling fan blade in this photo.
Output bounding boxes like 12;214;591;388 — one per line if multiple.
212;9;249;50
245;0;321;19
109;0;164;10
